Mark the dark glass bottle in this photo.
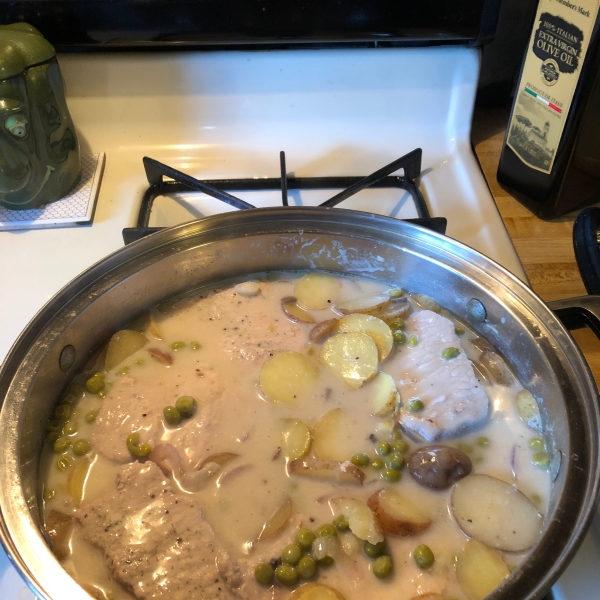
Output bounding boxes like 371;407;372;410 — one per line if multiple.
497;0;600;220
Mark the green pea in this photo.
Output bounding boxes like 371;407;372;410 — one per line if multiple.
441;347;459;360
163;406;182;425
171;341;186;351
413;544;435;569
275;564;298;587
455;325;465;335
375;441;391;456
47;419;63;433
191;341;202;350
281;543;302;566
389;289;404;298
69;383;86;398
86;375;105;394
126;432;152;458
532;451;550;469
351;453;370;467
393;331;407;344
63;420;78;435
316;556;334;567
363;540;386;559
59;392;78;405
156;302;172;313
388;318;405;331
84;410;99;424
476;436;490;448
531;493;542;505
56;456;71;472
386;452;405;471
254;563;274;586
175;395;196;417
333;515;349;531
382;468;401;483
297;555;316;579
407;335;418;347
390;439;409;454
53;437;70;454
44;489;56;501
53;404;72;423
116;365;130;376
373;555;393;579
406;399;425;413
529;438;545;451
371;457;384;470
296;528;316;551
316;524;336;538
73;439;91;456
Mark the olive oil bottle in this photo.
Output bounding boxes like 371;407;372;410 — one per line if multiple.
497;0;600;219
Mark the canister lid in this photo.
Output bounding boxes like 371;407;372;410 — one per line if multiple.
0;23;55;80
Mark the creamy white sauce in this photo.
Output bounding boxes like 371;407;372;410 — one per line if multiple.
40;273;550;600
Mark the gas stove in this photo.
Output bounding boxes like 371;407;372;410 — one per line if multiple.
0;46;598;600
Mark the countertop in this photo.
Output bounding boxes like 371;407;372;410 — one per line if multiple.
472;108;600;388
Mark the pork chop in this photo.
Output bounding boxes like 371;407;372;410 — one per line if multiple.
395;310;490;441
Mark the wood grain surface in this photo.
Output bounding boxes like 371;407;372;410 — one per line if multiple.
472;108;600;387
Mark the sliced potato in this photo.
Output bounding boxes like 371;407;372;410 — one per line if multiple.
294;273;342;310
309;319;339;343
260;351;320;405
282;418;312;461
313;408;355;462
258;496;294;541
68;458;91;506
330;496;383;544
369;372;400;417
410;293;441;313
338;314;393;360
289;583;346;600
105;329;149;371
319;332;379;389
282;297;316;323
516;389;542;431
478;351;513;386
375;297;412;323
366;487;431;536
289;459;365;485
456;540;510;600
335;294;390;316
451;474;543;552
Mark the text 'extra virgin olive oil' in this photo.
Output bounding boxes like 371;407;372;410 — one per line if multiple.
497;0;600;219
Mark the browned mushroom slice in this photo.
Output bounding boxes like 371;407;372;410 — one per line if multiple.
281;296;316;323
309;318;339;342
147;347;173;366
289;458;365;485
45;510;73;561
479;351;513;386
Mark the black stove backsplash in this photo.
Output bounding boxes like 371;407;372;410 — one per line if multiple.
1;0;501;50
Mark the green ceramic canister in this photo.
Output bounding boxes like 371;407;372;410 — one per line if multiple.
0;23;80;210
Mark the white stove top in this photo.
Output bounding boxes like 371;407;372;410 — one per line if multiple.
0;45;597;599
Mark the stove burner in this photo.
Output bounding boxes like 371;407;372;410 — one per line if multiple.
123;149;446;244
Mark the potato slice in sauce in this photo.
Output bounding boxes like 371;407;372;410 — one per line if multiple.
367;487;431;536
338;313;393;361
319;332;379;389
330;496;383;544
290;583;346;600
105;329;148;371
369;372;400;417
281;418;312;461
313;408;356;462
456;540;510;600
451;474;543;552
294;273;342;310
260;351;320;405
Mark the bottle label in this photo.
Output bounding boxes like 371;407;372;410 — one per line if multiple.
506;0;599;174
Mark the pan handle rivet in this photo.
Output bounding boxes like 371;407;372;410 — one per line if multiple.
466;299;487;323
59;345;76;372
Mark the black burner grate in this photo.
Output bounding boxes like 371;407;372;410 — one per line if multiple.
123;148;446;245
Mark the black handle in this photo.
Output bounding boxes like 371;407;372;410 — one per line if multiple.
573;207;600;295
548;295;600;340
